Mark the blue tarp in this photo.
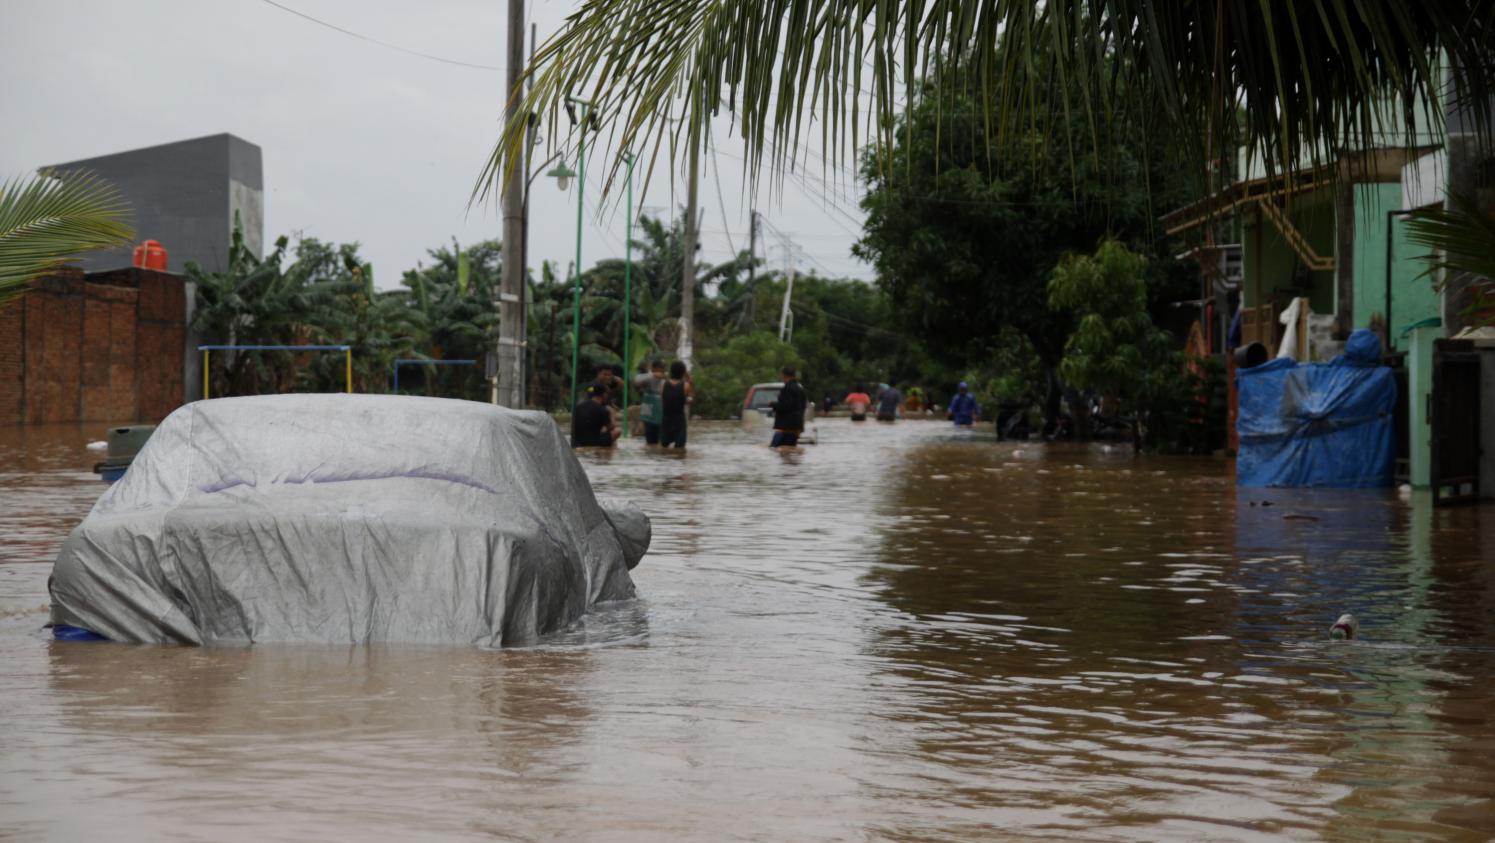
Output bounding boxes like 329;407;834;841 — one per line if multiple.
1236;330;1396;487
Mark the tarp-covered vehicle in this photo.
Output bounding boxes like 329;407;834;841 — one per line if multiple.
50;395;649;647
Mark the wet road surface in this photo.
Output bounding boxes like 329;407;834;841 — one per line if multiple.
2;418;1493;841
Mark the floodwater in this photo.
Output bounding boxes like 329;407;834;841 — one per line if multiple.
2;418;1493;841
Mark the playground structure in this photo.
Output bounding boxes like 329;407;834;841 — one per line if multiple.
390;358;478;394
198;345;353;399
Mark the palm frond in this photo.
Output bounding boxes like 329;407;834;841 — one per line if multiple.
0;170;134;306
1405;189;1495;283
477;1;1493;202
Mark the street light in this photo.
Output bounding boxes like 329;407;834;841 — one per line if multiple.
545;160;576;192
554;96;591;411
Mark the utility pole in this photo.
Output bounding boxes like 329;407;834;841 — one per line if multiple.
778;239;796;343
678;131;700;367
495;0;526;406
747;210;757;287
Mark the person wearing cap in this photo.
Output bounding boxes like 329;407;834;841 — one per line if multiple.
571;383;619;448
947;381;979;427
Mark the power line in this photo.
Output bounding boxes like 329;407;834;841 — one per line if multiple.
257;0;502;71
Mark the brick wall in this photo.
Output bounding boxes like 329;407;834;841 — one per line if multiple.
1;267;186;425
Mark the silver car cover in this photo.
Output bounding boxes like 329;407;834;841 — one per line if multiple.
49;394;648;647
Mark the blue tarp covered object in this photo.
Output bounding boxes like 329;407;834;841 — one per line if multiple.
1236;329;1396;487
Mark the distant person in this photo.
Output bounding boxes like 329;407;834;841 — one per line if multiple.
948;381;979;427
635;359;667;445
589;365;622;408
660;360;692;449
822;394;834;414
571;384;618;447
845;385;872;421
876;383;902;422
770;366;808;447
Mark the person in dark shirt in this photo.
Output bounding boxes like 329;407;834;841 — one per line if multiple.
571;384;618;448
659;360;692;449
769;365;807;447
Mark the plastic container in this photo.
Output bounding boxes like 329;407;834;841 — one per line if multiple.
132;239;168;271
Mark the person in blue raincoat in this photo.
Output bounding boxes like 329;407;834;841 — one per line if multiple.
947;381;979;427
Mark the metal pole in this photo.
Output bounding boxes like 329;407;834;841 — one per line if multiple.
202;349;210;400
568;99;590;410
497;0;527;407
623;152;635;429
679;123;700;366
345;348;353;393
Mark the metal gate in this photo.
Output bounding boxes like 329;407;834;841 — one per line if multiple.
1431;339;1482;506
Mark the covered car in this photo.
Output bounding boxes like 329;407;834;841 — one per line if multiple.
49;394;649;647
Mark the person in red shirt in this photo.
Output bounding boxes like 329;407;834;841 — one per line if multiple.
844;386;872;421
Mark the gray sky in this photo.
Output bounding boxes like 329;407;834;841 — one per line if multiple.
0;0;872;286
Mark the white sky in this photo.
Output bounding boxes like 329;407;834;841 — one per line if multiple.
0;0;873;285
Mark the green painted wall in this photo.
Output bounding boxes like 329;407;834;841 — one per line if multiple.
1241;189;1337;316
1351;183;1441;350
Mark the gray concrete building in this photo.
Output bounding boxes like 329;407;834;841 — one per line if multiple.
43;133;264;401
44;133;264;273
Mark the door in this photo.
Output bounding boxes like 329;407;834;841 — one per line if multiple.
1431;339;1481;506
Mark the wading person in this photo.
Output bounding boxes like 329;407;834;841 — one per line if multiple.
769;366;808;447
844;385;871;421
660;360;692;449
948;381;979;427
571;384;618;448
876;383;902;422
635;359;667;445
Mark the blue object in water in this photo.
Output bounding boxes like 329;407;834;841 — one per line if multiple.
53;624;109;642
1236;329;1396;488
98;465;127;483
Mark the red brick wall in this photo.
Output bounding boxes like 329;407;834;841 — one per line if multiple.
2;267;186;424
132;270;186;422
0;296;23;422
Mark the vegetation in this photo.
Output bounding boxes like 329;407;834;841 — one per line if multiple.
1048;241;1222;452
855;71;1198;435
0;170;134;306
1406;190;1495;329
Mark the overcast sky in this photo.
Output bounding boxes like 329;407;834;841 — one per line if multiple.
1;0;872;286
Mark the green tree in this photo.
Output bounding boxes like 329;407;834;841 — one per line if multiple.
399;239;502;399
1047;240;1217;451
0;171;133;306
854;76;1189;431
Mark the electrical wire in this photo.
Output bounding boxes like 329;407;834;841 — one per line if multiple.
257;0;502;71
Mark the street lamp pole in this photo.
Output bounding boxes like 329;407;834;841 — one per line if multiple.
564;97;591;411
622;151;635;429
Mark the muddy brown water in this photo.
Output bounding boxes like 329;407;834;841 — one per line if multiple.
2;418;1493;841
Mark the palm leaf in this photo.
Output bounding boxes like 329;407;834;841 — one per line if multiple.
1405;189;1495;283
0;170;134;306
476;1;1492;202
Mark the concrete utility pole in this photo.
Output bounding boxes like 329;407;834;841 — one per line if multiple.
495;0;526;406
778;240;796;343
678;134;700;367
